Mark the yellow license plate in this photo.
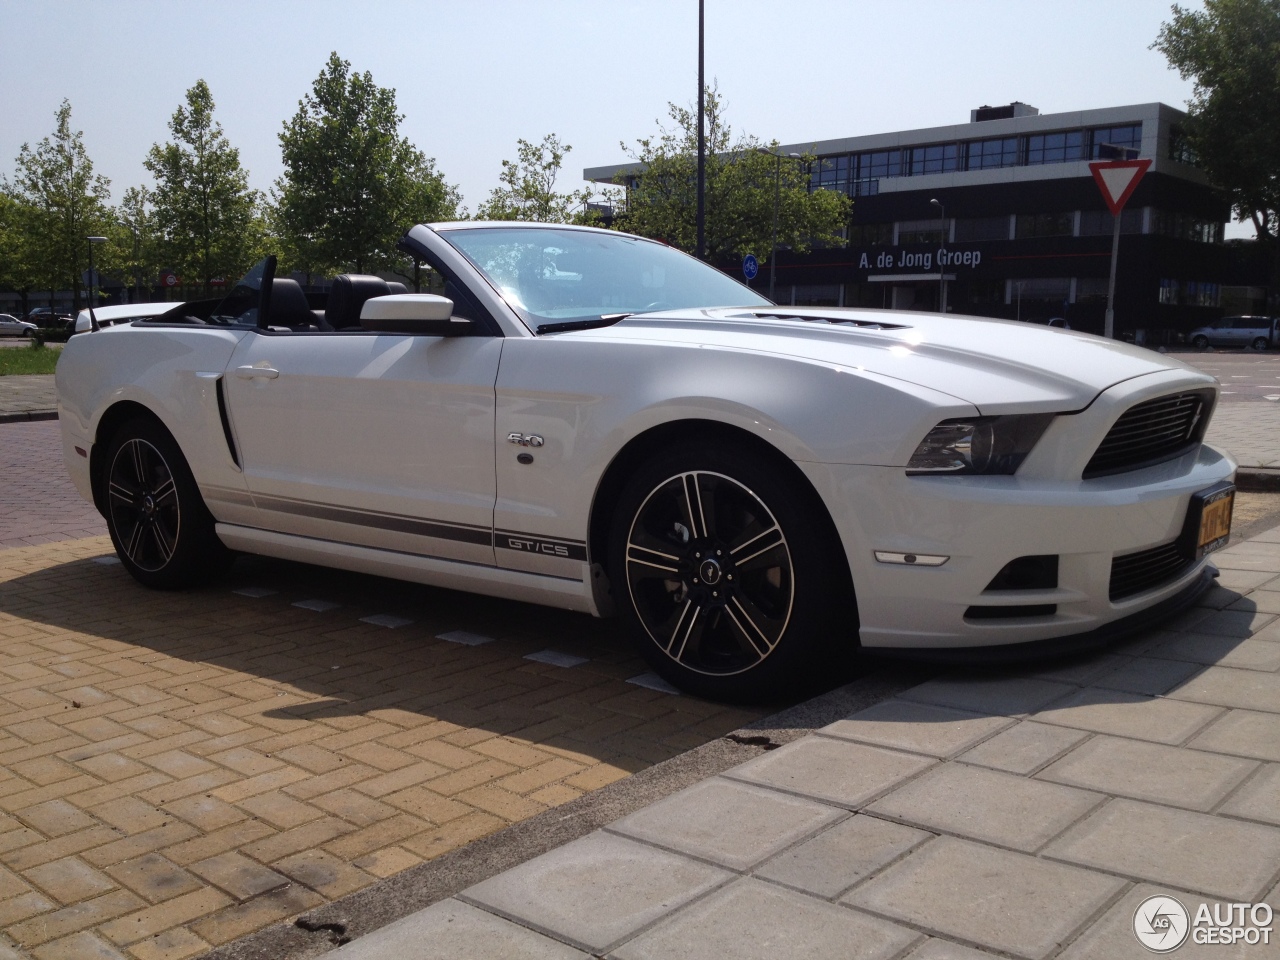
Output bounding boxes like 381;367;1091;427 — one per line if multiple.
1197;489;1234;555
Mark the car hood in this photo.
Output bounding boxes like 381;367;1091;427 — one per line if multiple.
568;306;1210;413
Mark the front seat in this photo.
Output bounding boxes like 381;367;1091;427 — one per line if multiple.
268;279;318;330
325;275;391;330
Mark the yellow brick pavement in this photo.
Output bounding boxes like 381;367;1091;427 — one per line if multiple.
0;537;762;958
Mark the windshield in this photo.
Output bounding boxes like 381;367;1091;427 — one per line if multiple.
440;227;771;325
208;257;272;326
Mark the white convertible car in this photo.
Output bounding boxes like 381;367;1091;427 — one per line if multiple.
57;223;1236;700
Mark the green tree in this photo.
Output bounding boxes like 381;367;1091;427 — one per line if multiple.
476;134;606;223
275;52;461;276
10;100;112;310
0;191;43;318
107;187;169;302
1155;0;1280;305
145;80;264;293
613;85;850;265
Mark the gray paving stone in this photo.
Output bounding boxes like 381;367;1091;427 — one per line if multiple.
1091;656;1205;696
1213;567;1279;593
753;814;930;899
1229;589;1280;615
609;777;844;871
1166;666;1280;713
821;699;1015;758
610;877;917;960
905;941;1006;960
1188;708;1280;761
1044;798;1280;901
1031;653;1131;686
957;721;1089;775
1032;686;1223;744
726;736;935;809
1246;618;1280;644
1161;605;1218;633
845;836;1124;960
330;898;588;959
1146;633;1280;671
899;676;1076;716
1057;883;1263;960
460;831;731;953
866;762;1102;852
1189;609;1278;637
1036;735;1258;812
1197;584;1251;610
1208;552;1280;573
1220;763;1280;827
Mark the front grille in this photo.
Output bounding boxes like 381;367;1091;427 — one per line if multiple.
1109;542;1192;601
1084;391;1211;478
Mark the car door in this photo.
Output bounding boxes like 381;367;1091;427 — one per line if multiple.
223;329;502;566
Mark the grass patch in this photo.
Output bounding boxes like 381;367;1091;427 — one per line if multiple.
0;343;61;376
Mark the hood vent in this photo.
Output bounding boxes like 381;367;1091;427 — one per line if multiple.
748;312;909;331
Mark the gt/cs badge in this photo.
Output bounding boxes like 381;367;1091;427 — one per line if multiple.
507;433;544;447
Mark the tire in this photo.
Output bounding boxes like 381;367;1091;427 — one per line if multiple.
608;440;852;703
1191;336;1209;350
102;417;230;588
1253;337;1269;351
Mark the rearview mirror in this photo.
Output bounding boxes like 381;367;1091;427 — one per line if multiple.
360;295;471;335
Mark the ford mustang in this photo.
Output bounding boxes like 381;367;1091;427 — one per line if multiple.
56;222;1236;700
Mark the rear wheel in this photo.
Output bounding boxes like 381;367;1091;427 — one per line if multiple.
609;441;852;702
1191;335;1209;350
102;418;229;588
1253;337;1269;351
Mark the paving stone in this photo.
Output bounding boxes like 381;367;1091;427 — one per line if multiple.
753;814;930;899
1229;590;1280;615
1037;735;1258;812
612;877;917;960
1031;654;1131;686
1058;883;1261;960
188;852;289;901
460;831;731;954
904;942;1006;960
1032;686;1223;744
23;857;116;905
1146;633;1280;671
820;699;1015;758
1166;666;1280;713
1044;798;1280;901
957;721;1088;775
1191;609;1277;637
1091;657;1206;696
328;898;587;959
845;836;1123;960
726;736;934;810
1219;763;1280;826
608;777;843;871
867;762;1102;852
1188;708;1280;761
899;677;1076;716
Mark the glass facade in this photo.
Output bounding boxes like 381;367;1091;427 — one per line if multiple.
1089;124;1142;158
954;216;1011;241
966;137;1020;170
1159;279;1221;306
1026;131;1084;165
1016;212;1075;239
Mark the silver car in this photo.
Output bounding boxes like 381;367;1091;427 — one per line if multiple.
0;314;38;338
1188;316;1278;351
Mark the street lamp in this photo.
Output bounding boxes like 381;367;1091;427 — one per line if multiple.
930;198;946;314
1015;280;1025;322
759;148;802;302
87;236;107;332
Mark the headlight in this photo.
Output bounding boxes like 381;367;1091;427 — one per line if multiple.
907;414;1055;475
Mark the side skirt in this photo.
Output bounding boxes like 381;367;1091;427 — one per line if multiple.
214;524;601;616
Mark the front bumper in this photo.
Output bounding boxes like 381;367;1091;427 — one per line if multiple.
800;441;1236;650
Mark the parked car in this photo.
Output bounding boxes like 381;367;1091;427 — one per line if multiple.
0;314;38;338
1188;316;1278;351
73;302;184;335
55;223;1236;700
24;306;72;327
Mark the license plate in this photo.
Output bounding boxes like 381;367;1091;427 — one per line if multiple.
1194;485;1234;558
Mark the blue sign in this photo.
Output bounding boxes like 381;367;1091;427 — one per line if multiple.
742;254;759;281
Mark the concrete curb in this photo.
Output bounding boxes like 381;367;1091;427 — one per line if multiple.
202;671;921;960
0;410;57;424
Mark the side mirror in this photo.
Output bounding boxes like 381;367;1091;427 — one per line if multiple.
360;294;471;335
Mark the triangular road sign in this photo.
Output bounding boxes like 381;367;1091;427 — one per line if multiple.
1089;159;1152;216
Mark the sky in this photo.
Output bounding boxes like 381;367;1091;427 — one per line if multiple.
2;0;1249;237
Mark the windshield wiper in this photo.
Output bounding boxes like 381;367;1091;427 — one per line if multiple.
536;313;632;335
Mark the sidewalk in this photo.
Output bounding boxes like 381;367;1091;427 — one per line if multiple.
0;376;56;424
328;529;1280;960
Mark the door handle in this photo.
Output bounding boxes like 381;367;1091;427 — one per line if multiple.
235;365;279;379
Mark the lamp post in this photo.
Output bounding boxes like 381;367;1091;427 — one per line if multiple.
759;148;802;302
930;198;946;314
1015;280;1025;322
87;236;107;332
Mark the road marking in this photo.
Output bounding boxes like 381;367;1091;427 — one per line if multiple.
361;614;414;628
525;649;588;668
233;586;276;597
438;630;495;646
293;599;340;612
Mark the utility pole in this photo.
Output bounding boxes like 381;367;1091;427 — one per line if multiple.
696;0;705;261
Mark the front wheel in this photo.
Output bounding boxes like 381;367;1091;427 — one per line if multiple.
1191;335;1209;350
1253;337;1269;351
102;418;230;588
609;441;852;702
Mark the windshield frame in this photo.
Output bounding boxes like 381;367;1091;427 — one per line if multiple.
435;224;772;332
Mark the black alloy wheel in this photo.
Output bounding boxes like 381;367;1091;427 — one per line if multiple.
1192;335;1209;350
103;418;229;588
1253;337;1269;351
610;442;851;702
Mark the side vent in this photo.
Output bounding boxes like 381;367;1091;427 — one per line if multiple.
215;377;241;468
750;313;909;331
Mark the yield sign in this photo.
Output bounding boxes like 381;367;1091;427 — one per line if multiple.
1089;159;1152;216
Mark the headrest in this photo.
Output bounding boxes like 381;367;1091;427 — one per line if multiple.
326;274;391;330
270;279;315;328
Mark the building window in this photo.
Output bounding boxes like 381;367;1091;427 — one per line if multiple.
1076;278;1109;302
1152;210;1222;243
861;150;903;179
848;222;894;245
1011;278;1072;302
1168;127;1198;166
897;219;947;245
1025;130;1084;165
810;155;853;194
1016;212;1075;238
1160;279;1220;307
954;216;1011;241
908;143;959;176
1089;124;1142;158
966;280;1005;304
965;137;1019;170
1079;208;1144;235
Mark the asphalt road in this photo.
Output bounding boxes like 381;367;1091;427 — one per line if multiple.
1169;348;1280;403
